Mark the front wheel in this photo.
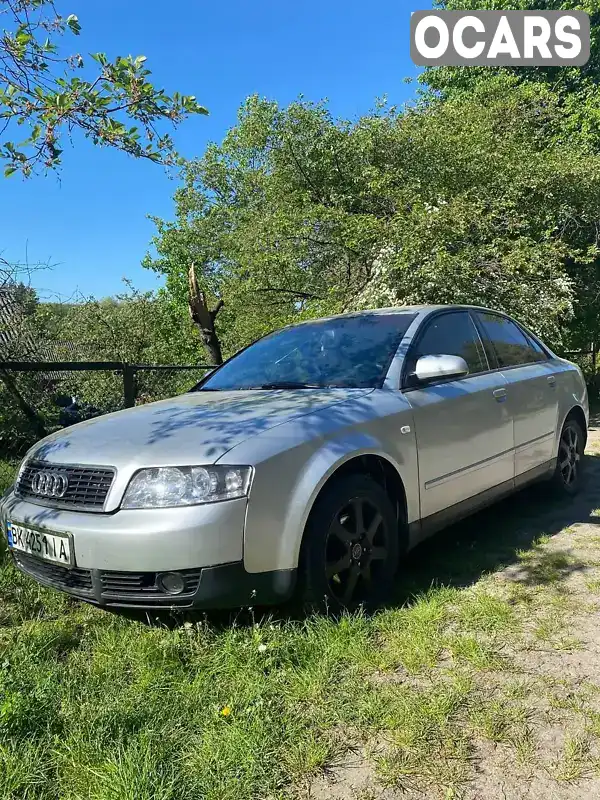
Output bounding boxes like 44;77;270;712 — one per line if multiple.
551;418;585;495
299;474;400;611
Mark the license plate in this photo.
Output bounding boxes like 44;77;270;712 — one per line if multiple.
6;521;72;566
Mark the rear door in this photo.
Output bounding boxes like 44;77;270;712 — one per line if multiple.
474;311;559;480
403;310;514;520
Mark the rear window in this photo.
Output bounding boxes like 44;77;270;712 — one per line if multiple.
476;312;547;368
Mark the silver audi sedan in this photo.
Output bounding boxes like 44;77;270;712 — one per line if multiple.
0;305;588;611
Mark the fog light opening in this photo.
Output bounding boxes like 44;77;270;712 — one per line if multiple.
157;571;185;595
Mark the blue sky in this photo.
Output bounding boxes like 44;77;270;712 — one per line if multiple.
0;1;428;301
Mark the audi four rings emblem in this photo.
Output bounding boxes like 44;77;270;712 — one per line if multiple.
31;470;69;498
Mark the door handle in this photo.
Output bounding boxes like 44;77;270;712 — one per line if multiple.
493;388;507;402
547;375;557;387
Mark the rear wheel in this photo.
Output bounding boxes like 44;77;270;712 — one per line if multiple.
300;474;400;611
551;418;585;495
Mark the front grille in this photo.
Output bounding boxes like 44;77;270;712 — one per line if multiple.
100;569;202;603
14;552;94;596
16;460;115;511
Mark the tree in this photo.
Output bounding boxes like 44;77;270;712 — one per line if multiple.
0;280;217;456
424;0;600;89
144;96;399;357
34;283;210;408
0;1;210;446
0;0;207;176
422;0;600;151
187;265;224;365
421;0;600;352
146;89;600;355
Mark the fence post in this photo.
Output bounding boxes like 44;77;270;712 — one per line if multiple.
122;363;137;408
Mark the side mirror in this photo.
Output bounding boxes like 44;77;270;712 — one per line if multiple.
413;354;469;384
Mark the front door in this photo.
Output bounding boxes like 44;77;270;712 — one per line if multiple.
474;311;559;478
403;311;514;521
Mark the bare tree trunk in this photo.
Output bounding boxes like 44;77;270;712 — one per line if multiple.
0;368;47;439
188;264;224;365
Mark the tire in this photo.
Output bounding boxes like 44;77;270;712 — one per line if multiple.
299;473;400;611
551;417;585;496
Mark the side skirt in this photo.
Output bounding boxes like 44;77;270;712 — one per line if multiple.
408;459;556;548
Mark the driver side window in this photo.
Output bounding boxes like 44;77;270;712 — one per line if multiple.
412;312;488;376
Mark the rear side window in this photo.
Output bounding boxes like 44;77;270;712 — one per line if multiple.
411;311;488;375
476;312;547;368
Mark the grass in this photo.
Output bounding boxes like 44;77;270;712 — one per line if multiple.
2;457;600;798
552;735;594;782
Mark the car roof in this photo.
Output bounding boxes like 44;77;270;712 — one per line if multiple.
293;304;496;325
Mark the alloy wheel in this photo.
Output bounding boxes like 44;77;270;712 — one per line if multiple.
324;496;390;606
559;424;581;487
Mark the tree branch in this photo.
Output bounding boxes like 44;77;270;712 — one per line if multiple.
187;263;224;364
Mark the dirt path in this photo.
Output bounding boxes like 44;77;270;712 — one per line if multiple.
304;419;600;800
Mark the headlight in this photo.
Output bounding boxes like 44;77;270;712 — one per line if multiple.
122;465;252;509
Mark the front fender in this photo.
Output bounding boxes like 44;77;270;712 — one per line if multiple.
242;428;418;573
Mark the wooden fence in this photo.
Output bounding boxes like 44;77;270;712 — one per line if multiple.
0;361;217;408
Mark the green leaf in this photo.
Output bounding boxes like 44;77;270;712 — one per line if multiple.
15;30;33;46
4;166;17;177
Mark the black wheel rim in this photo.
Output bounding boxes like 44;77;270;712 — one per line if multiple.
559;425;581;487
324;496;390;606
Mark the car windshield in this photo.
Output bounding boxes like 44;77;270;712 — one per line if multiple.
196;313;416;391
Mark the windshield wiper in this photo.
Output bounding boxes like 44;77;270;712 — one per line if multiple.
194;382;329;391
258;381;327;390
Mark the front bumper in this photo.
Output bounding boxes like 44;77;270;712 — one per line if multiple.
1;493;296;610
1;493;246;571
11;551;296;610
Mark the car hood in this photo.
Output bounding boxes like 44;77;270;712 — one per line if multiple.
28;388;372;469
